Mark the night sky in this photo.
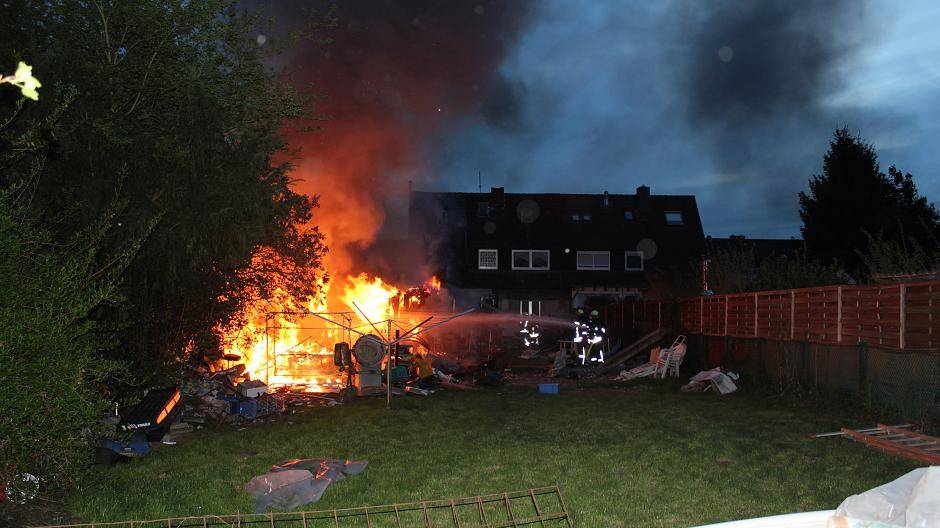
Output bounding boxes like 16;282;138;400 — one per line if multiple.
255;0;940;241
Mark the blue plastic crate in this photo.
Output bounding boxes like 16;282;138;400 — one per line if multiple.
538;383;559;394
215;395;240;414
238;399;258;419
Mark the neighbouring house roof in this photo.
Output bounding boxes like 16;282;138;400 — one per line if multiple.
705;235;805;262
408;186;706;293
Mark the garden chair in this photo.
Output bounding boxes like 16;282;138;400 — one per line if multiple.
615;334;686;380
655;336;687;378
613;345;662;380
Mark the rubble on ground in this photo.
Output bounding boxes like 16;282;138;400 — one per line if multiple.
681;368;739;394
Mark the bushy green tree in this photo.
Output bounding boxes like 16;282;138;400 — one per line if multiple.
0;85;137;492
857;229;940;279
799;128;940;276
0;1;331;373
706;243;844;294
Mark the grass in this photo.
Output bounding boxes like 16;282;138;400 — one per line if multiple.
68;382;918;527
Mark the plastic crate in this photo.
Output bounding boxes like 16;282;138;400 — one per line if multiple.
538;383;559;394
238;399;258;419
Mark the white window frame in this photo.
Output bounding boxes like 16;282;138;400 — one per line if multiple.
511;249;551;270
478;249;498;270
624;211;634;220
519;300;541;316
625;251;645;271
576;251;611;271
665;211;684;225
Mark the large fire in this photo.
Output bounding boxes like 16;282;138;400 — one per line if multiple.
220;270;441;392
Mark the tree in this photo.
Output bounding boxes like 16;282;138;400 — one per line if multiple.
799;128;940;276
0;82;136;492
0;1;332;374
705;242;844;294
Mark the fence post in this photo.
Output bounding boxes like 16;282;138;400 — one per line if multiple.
699;297;704;333
724;296;729;336
790;290;795;341
858;342;869;406
756;337;764;384
753;292;758;338
837;286;842;344
899;284;906;350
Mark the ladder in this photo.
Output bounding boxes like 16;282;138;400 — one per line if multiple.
38;486;573;528
840;424;940;465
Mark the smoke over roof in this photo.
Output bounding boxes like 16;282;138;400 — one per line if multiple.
255;0;937;246
251;0;533;282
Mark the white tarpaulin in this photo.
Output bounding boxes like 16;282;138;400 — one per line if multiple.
829;466;940;527
694;467;940;528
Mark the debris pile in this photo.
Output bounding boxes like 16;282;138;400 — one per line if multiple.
681;368;739;394
614;336;687;381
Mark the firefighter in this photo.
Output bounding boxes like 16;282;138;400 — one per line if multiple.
573;307;605;364
572;308;591;364
519;321;541;358
412;353;435;390
587;309;607;363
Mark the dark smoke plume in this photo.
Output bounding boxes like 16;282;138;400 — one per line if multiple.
250;0;533;284
675;0;872;215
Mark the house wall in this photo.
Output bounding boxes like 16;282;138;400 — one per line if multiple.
408;187;707;315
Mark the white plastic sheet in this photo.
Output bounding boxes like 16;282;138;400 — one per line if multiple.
829;466;940;527
245;458;368;513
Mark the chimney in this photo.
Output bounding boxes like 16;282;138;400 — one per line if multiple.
603;190;610;207
490;186;505;209
636;185;651;211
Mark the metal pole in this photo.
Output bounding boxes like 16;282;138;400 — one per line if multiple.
387;318;392;409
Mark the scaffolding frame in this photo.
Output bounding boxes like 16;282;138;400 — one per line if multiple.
262;311;356;385
309;306;475;409
37;486;573;528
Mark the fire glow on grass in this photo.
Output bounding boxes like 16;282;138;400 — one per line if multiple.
220;272;442;392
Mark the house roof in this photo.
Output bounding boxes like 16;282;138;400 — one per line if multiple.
705;236;805;262
409;187;706;292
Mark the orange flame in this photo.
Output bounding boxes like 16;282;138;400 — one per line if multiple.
218;263;441;392
341;273;399;325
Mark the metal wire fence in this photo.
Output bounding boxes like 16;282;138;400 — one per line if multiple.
688;335;940;425
37;487;573;528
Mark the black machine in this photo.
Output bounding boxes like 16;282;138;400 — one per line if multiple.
118;386;182;441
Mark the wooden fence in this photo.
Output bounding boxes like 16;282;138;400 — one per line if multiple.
666;281;940;350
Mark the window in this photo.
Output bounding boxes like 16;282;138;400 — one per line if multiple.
478;249;498;270
623;211;634;220
571;214;581;221
582;213;592;221
477;202;490;218
625;251;644;271
665;211;684;225
576;251;611;270
512;250;550;270
519;300;541;316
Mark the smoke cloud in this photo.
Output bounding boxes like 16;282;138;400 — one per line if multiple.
251;0;533;286
676;0;872;206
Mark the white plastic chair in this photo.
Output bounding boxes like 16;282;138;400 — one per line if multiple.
656;337;686;378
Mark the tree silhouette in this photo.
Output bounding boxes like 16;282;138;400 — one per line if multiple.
799;128;939;276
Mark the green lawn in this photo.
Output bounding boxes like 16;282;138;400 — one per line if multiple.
68;382;917;527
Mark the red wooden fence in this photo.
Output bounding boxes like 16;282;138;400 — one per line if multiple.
673;280;940;350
